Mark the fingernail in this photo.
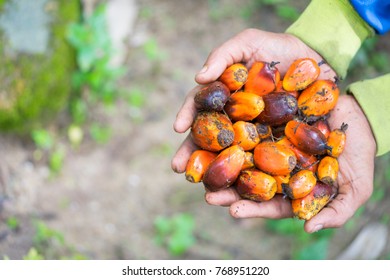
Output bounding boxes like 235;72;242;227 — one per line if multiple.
313;224;323;232
198;65;208;75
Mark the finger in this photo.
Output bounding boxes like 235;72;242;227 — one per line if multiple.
171;134;198;173
195;35;252;84
317;61;337;81
204;187;242;207
303;193;354;233
303;182;371;233
229;195;293;219
173;86;199;133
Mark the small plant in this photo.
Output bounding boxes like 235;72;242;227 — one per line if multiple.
23;248;45;260
31;129;65;175
154;213;196;257
67;4;125;108
6;217;20;231
89;123;111;144
66;3;126;145
26;220;87;260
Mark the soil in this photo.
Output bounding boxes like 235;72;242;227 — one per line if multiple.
1;0;390;260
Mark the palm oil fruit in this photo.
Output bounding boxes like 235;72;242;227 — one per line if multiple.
245;61;280;96
317;156;339;186
277;137;319;172
254;123;272;141
224;91;265;121
274;174;290;194
194;81;230;111
312;119;331;139
256;92;298;126
283;169;317;199
253;142;297;176
185;150;218;183
298;80;339;118
203;145;245;192
232;121;260;151
327;123;348;158
191;111;234;152
241;152;255;170
219;63;248;91
236;169;277;202
292;182;337;220
283;58;320;91
285;120;330;155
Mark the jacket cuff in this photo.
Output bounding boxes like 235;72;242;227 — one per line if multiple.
286;0;374;79
348;74;390;156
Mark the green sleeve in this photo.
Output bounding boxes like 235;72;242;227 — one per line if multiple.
348;74;390;156
285;0;374;79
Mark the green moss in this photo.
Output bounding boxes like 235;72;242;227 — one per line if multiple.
0;1;80;134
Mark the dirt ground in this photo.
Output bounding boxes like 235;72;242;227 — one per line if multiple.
1;0;390;260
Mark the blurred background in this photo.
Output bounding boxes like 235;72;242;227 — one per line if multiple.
0;0;390;260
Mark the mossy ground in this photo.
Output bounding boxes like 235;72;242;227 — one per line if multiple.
0;1;80;134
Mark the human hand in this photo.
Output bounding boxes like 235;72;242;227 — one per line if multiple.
171;29;376;233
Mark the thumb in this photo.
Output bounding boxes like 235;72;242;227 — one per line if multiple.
195;36;250;84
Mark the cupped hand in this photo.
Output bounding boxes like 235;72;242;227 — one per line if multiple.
171;29;376;233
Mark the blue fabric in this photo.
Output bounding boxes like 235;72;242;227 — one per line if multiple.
350;0;390;34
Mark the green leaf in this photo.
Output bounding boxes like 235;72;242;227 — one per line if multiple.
31;129;53;150
276;5;299;21
154;216;172;236
89;124;111;144
173;213;195;234
6;217;20;230
168;232;195;256
23;248;44;260
127;89;145;108
78;47;97;71
49;148;65;174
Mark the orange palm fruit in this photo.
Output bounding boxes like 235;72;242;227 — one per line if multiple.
253;142;297;176
245;61;280;96
224;91;265;121
327;123;348;158
283;170;317;199
292;182;337;220
275;81;299;99
241;152;255;170
298;80;339;118
274;174;290;194
256;92;298;126
254;123;272;140
311;119;331;139
317;156;339;186
219;63;248;91
236;169;277;202
232;121;260;151
285;120;330;155
203;145;246;192
194;81;231;111
191;111;234;152
185;150;218;183
277;137;319;172
283;58;320;91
